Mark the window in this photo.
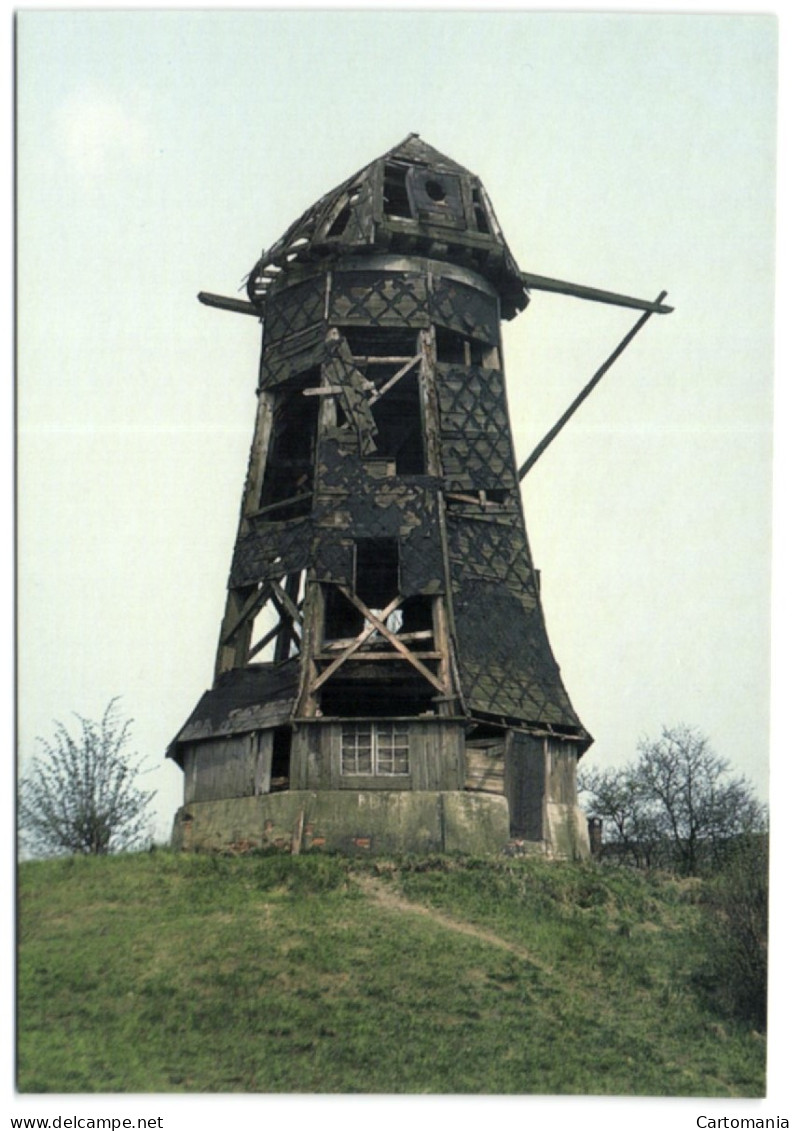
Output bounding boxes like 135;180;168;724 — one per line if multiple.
435;326;498;370
341;723;410;776
323;539;400;642
258;372;319;517
383;162;413;219
342;328;426;475
370;377;425;474
472;187;491;234
270;727;292;791
355;538;399;606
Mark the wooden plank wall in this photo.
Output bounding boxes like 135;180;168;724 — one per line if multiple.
183;732;273;803
465;740;505;794
293;720;465;792
547;740;578;805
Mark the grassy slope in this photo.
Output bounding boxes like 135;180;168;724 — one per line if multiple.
17;851;766;1095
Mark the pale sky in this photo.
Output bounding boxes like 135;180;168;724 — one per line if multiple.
11;3;799;1119
17;10;778;839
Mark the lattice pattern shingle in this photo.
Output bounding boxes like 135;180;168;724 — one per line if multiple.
230;518;314;588
445;515;537;602
429;277;498;344
449;572;583;732
262;277;326;345
330;271;429;327
260;332;326;389
437;367;516;491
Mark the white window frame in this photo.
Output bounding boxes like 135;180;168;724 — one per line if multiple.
340;722;410;777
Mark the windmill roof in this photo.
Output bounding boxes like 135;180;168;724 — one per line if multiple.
246;134;529;320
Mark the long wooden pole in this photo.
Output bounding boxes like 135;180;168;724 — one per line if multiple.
197;292;260;317
518;291;669;482
521;273;673;315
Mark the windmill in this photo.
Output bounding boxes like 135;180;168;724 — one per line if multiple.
168;135;671;857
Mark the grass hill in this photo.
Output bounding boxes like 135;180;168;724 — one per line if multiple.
17;850;766;1095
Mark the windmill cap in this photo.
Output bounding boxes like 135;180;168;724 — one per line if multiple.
247;135;529;320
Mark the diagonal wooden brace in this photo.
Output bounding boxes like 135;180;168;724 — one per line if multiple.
221;583;272;647
310;595;404;693
368;354;423;406
247;620;283;661
269;580;303;627
338;587;446;694
518;292;668;481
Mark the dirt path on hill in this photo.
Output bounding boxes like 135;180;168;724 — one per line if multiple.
354;875;548;969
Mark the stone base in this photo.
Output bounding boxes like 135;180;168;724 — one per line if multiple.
544;801;592;860
171;790;512;856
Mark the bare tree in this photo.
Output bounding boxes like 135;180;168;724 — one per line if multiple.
577;764;661;868
18;699;156;857
580;724;766;874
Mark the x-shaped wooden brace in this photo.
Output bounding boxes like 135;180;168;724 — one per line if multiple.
310;586;444;695
251;580;303;660
220;577;304;661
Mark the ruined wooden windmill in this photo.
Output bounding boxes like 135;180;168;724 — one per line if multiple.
168;134;671;856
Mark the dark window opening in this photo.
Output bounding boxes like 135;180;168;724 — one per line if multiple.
485;489;510;505
343;327;418;360
356;538;399;607
383;162;413;220
436;327;468;365
327;205;351;237
425;178;447;203
472;188;491;234
399;595;434;650
323;540;401;643
370;373;425;474
321;677;435;718
324;584;362;642
435;327;496;369
270;726;292;792
258;372;319;517
338;328;425;474
468;722;506;745
327;189;360;239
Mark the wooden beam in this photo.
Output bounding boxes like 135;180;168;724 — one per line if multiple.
520;273;673;315
294;580;326;718
274;571;302;663
320;629;433;652
220;583;272;647
251;491;313;518
432;594;456;717
198;291;261;317
352;356;415;364
269;580;304;627
247;620;283;661
367;354;422;406
332;651;441;661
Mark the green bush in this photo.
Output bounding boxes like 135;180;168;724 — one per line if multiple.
696;834;768;1029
